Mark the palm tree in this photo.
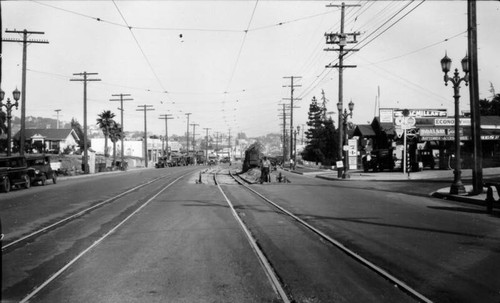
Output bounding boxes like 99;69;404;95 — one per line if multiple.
96;110;116;158
109;122;124;166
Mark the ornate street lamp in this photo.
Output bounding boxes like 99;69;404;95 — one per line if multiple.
337;99;354;179
441;52;469;195
0;88;21;156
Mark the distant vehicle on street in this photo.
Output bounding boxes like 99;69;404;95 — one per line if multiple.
155;156;170;168
0;156;36;192
362;149;395;172
26;154;58;185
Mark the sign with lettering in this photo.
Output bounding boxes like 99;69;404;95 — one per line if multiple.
394;109;448;118
434;118;471;126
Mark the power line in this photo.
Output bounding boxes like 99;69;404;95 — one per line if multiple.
112;1;167;93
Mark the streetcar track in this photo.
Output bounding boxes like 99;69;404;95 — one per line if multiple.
213;168;291;303
223;169;433;303
19;172;189;303
2;172;177;252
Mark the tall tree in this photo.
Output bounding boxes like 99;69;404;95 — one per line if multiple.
109;122;123;165
96;110;116;158
70;118;86;151
479;94;500;116
302;96;338;165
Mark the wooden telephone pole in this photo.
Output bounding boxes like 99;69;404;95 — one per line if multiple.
468;0;482;194
159;114;173;158
136;105;154;167
283;76;301;161
3;29;48;155
110;93;133;167
325;2;360;177
70;72;101;174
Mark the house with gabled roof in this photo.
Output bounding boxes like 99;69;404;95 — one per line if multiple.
14;128;80;153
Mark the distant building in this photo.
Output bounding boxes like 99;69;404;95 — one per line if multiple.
14;128;79;153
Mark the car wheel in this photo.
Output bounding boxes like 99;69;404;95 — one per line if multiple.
1;178;10;193
40;174;47;186
23;175;31;189
52;174;57;184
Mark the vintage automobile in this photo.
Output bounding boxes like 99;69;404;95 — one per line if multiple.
155;156;170;168
362;149;395;172
0;156;36;193
26;155;58;185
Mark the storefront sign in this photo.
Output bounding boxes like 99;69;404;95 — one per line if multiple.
434;118;471;126
394;109;448;118
421;135;500;141
419;128;461;136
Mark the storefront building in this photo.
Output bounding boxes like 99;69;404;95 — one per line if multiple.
353;108;500;171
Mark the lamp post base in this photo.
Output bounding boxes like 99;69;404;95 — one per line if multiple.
450;170;467;195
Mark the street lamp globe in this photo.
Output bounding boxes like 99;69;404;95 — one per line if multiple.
336;102;342;112
348;100;354;112
440;52;452;73
461;54;469;73
13;87;21;101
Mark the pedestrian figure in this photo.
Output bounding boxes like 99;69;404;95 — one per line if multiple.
289;158;295;170
260;156;271;184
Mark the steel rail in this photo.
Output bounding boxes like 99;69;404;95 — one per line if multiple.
19;173;187;303
2;173;174;252
214;169;291;303
229;171;433;303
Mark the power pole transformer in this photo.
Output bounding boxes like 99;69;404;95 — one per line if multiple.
3;29;48;155
325;2;360;177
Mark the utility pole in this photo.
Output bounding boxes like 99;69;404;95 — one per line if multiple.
468;0;482;194
325;2;360;177
4;29;48;155
279;103;291;163
203;127;211;165
185;113;191;155
190;123;199;152
110;93;133;167
159;114;173;158
215;132;219;155
54;109;62;129
136;105;154;167
228;129;231;158
283;76;301;161
70;72;101;174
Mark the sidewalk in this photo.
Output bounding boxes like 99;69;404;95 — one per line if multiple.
288;165;500;209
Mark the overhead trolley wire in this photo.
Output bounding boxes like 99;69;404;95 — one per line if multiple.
112;1;168;94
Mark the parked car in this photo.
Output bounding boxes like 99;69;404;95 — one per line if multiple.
26;155;58;185
0;156;36;193
362;149;395;172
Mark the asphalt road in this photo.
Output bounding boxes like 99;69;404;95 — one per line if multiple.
1;165;499;302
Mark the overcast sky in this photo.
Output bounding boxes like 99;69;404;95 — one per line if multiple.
1;1;499;138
